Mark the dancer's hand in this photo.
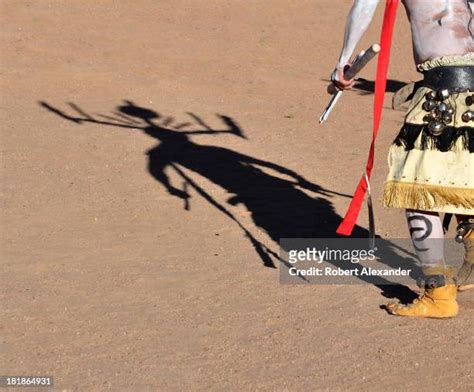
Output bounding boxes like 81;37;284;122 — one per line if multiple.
329;66;355;93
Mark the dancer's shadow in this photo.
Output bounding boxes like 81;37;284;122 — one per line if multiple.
40;100;419;303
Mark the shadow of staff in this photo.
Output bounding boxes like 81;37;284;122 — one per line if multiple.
320;78;407;95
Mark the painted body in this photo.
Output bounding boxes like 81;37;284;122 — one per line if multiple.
329;1;474;317
333;0;474;88
404;0;474;64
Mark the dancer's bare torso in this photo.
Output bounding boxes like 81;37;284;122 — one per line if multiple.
336;0;474;78
404;0;474;63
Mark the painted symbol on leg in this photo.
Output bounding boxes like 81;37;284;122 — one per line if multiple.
408;215;433;252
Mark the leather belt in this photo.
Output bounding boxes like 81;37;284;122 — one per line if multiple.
422;65;474;92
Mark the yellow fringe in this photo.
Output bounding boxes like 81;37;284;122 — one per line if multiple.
383;181;474;211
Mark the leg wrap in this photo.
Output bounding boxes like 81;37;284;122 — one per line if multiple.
455;218;474;287
385;213;459;318
418;266;456;288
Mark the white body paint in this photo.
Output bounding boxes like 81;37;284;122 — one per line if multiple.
406;210;445;267
336;0;474;71
331;1;474;266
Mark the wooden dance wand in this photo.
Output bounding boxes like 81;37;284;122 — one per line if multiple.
319;43;380;124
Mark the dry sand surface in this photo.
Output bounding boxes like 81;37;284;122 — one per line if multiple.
1;1;473;391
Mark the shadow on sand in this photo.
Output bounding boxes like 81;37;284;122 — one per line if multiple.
320;78;407;95
40;100;419;304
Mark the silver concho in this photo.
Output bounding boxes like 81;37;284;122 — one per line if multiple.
427;121;445;136
425;91;437;101
437;89;450;101
422;89;453;136
441;112;452;124
422;100;436;111
462;110;474;122
437;102;448;113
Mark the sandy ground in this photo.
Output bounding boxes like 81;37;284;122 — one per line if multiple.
1;1;473;391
